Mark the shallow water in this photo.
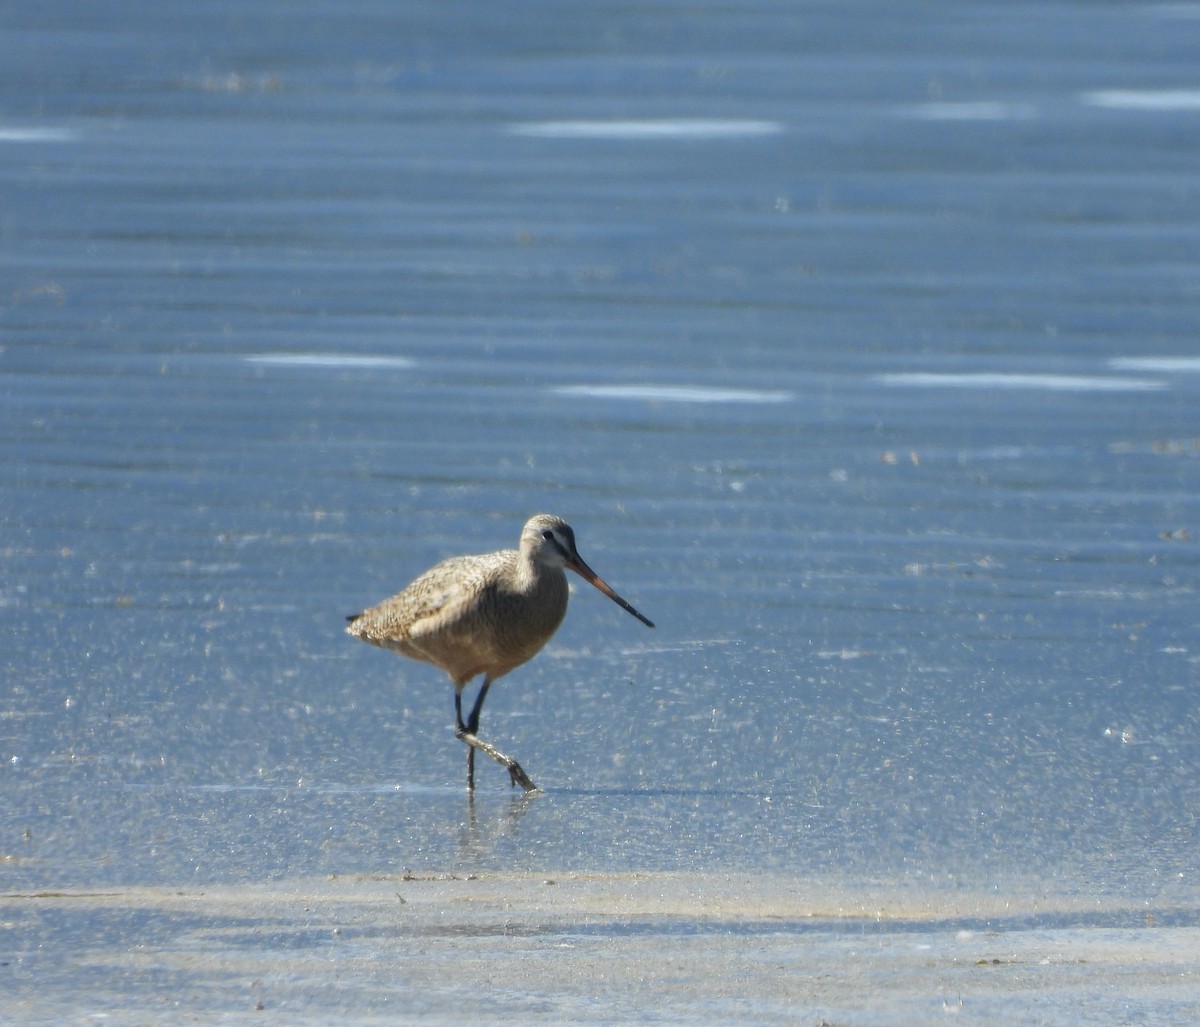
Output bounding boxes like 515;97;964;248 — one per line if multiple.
5;873;1200;1025
4;0;1200;1020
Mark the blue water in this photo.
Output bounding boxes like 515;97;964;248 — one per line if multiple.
3;1;1200;912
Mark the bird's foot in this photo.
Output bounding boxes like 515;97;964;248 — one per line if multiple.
504;760;539;793
455;729;541;794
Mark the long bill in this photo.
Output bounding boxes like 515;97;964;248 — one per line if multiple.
567;556;655;628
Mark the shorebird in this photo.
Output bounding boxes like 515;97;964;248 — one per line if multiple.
345;514;654;792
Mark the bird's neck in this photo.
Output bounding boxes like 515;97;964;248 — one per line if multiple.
514;555;563;595
513;553;540;591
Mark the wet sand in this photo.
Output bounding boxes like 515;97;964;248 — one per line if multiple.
4;872;1198;1024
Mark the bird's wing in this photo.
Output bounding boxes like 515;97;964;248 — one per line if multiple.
388;554;499;643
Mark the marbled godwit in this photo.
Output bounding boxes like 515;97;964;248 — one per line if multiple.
345;514;654;792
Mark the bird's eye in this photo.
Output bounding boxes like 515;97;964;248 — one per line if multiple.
541;529;555;541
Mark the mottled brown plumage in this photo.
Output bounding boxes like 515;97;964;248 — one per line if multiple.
346;514;653;791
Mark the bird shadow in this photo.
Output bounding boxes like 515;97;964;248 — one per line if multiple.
468;784;774;802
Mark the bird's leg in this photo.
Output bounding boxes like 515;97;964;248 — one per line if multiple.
454;691;468;733
462;676;491;793
457;732;540;794
453;676;539;793
465;677;492;735
454;690;477;791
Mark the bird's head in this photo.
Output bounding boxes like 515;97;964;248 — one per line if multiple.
520;514;654;628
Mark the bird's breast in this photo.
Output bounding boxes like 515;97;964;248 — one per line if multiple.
486;570;569;655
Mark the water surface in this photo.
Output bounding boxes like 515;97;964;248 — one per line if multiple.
3;1;1200;1020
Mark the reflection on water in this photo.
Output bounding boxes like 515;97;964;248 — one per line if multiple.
245;354;417;370
875;372;1166;391
551;384;795;403
460;792;538;863
507;118;785;138
1081;88;1200;110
